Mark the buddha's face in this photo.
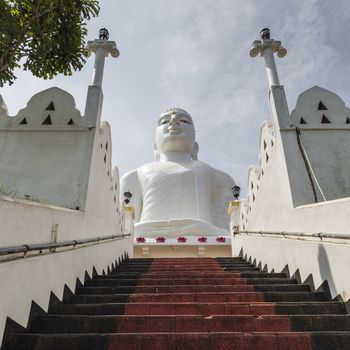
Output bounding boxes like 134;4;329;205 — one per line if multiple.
156;110;196;154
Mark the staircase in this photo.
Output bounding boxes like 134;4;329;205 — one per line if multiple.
8;257;350;349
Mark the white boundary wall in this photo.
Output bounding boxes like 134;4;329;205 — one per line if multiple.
0;86;133;343
0;238;131;344
236;85;350;301
233;234;350;300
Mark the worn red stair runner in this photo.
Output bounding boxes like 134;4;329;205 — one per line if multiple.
7;257;350;349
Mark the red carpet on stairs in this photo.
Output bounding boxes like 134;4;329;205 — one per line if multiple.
8;257;350;350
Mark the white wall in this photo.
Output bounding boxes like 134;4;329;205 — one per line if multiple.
233;234;350;300
0;87;95;210
0;238;131;345
237;85;350;302
242;85;350;234
0;85;132;343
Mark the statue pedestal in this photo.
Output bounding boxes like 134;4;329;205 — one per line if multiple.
133;236;232;258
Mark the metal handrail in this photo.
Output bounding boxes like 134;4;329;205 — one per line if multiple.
238;230;350;242
0;233;131;256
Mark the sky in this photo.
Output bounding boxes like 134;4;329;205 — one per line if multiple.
1;0;350;196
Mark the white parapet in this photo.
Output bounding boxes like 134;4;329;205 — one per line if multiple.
0;86;132;344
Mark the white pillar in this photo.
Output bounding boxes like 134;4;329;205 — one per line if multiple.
92;47;107;86
262;47;280;87
84;32;119;127
249;29;289;130
86;37;119;88
249;29;286;89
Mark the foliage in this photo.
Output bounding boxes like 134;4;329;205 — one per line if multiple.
0;0;100;86
0;184;17;196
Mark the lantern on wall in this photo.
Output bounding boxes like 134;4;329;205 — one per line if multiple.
232;185;241;200
123;191;132;204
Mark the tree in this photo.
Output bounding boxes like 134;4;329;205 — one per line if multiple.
0;0;100;87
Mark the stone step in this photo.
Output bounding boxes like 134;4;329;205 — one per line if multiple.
105;272;243;279
120;262;230;266
89;277;251;286
28;314;293;333
113;267;225;273
30;314;350;334
239;272;287;278
263;291;327;302
77;284;310;295
274;302;348;315
54;301;347;316
69;291;327;304
290;315;350;332
7;332;316;350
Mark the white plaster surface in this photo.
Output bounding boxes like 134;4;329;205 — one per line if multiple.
0;85;132;344
237;85;350;302
290;86;350;125
0;238;131;344
0;88;93;209
233;234;350;300
242;86;350;232
0;119;122;246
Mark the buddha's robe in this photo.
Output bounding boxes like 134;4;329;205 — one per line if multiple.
121;160;235;237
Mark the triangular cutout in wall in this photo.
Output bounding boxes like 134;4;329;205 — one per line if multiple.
321;114;331;124
45;102;55;110
318;101;327;110
42;115;52;125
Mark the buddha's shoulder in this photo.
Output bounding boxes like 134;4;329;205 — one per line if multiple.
195;161;235;184
121;162;159;179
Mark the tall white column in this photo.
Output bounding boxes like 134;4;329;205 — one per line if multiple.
262;47;280;87
249;28;290;129
86;29;119;87
249;28;286;89
92;47;107;86
84;29;119;127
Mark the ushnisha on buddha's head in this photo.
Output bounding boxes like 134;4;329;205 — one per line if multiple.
155;108;199;160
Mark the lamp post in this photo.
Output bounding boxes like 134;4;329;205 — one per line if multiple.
228;185;241;239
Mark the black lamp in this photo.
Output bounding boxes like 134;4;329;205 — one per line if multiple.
99;28;109;40
123;191;132;204
232;185;241;200
260;27;270;40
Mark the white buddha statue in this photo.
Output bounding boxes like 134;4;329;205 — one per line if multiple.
120;108;235;238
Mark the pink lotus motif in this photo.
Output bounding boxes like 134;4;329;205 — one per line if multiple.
177;236;187;243
135;236;146;243
216;236;226;243
197;236;207;243
156;237;166;243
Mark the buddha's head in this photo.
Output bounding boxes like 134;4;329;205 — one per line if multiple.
155;108;199;160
